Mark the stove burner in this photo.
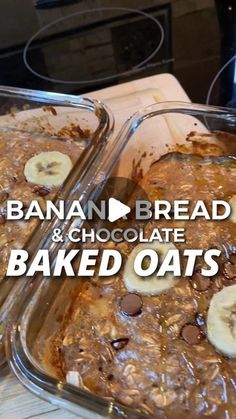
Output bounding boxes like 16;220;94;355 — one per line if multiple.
206;54;236;105
23;7;164;85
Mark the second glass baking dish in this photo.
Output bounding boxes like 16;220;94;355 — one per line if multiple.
5;102;236;418
0;85;114;367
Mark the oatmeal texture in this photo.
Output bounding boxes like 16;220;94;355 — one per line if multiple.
59;152;236;418
0;129;83;281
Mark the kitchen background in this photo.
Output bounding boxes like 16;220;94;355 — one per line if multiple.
0;0;235;106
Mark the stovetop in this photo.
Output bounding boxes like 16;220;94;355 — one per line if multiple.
1;0;236;107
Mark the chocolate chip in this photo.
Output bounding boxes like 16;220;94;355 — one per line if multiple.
195;313;205;328
229;253;236;265
107;374;114;381
190;272;211;292
181;324;203;345
111;338;129;350
223;262;236;279
32;185;50;196
120;293;143;316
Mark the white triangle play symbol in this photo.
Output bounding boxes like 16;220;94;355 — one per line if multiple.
108;198;131;222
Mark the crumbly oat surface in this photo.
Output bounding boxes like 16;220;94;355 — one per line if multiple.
0;129;83;281
59;152;236;418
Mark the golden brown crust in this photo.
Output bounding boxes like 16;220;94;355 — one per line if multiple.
48;134;236;417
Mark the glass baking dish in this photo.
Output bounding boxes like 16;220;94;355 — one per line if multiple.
5;102;236;418
0;85;114;368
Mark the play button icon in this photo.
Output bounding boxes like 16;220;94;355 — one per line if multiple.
108;198;131;222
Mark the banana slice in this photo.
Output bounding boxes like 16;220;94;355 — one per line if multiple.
123;242;178;296
229;196;236;223
24;151;73;187
207;285;236;357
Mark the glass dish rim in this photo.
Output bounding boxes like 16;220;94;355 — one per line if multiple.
5;101;236;418
0;84;114;368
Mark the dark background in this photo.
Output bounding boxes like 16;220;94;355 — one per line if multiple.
1;0;236;106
